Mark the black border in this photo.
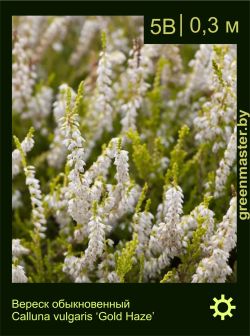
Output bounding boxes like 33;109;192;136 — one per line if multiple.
1;2;249;336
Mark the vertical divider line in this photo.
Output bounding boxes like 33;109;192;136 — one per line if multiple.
180;13;183;37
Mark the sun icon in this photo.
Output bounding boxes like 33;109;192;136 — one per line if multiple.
210;294;236;320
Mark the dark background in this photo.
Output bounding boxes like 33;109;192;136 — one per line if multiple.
0;1;249;336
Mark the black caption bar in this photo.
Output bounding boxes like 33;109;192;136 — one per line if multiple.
144;2;248;44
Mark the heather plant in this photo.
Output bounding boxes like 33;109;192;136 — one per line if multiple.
12;16;237;283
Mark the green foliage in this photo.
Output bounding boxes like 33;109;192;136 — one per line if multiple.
212;59;225;87
160;269;178;283
146;58;167;131
116;234;138;283
127;130;152;180
135;183;148;213
101;31;107;50
165;125;189;186
178;216;208;282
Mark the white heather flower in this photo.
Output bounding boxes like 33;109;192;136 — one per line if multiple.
121;100;141;132
75;275;91;283
107;184;141;226
63;254;92;283
134;211;154;255
120;42;151;132
160;44;185;87
63;255;80;280
23;86;53;132
12;239;29;259
82;137;118;186
12;35;37;113
12;132;34;179
65;137;118;236
214;127;236;198
150;185;183;257
119;184;141;213
64;128;85;175
108;50;126;65
83;215;106;269
12;149;23;178
120;85;148;132
44;185;72;237
52;42;63;51
192;197;236;283
156;203;164;224
140;44;163;77
54;84;76;120
34;17;71;62
178;44;213;105
24;165;47;238
209;196;237;253
95;50;114;132
84;49;114;157
70;19;99;65
114;149;129;185
162;185;183;226
108;28;128;54
144;249;171;280
12;265;28;283
62;107;85;175
48;84;76;168
145;185;183;280
61;100;90;227
97;251;116;282
192;249;232;283
85;153;112;185
107;271;120;283
73;179;105;242
17;16;46;50
21;135;34;152
193;45;236;150
180;202;215;251
12;236;29;283
12;190;22;209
